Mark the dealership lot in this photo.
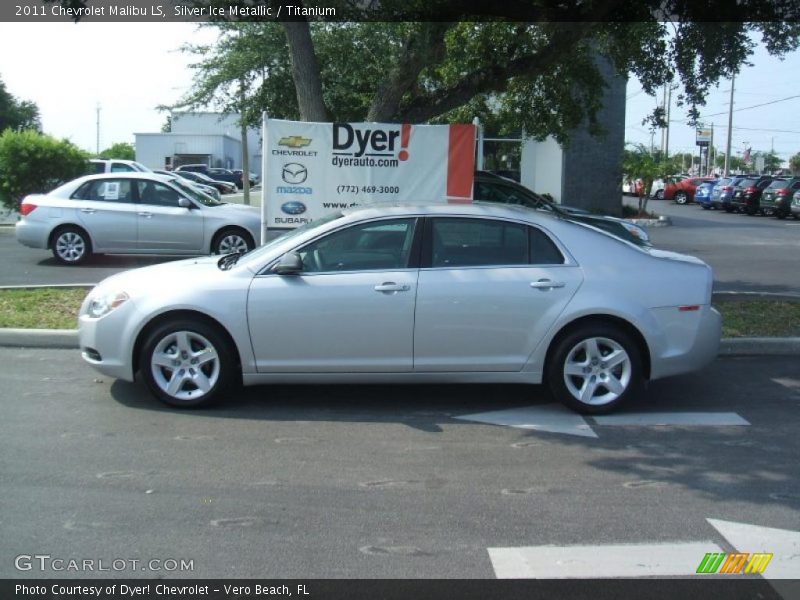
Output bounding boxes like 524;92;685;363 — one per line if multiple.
3;196;800;293
1;348;798;579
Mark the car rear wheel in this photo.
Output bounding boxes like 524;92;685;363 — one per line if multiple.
654;189;664;200
745;205;757;216
547;324;643;414
51;226;92;265
675;191;688;205
776;211;787;220
140;320;236;408
212;228;255;255
724;204;734;213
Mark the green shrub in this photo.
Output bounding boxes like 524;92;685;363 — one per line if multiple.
0;129;89;211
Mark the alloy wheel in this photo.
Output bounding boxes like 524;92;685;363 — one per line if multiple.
55;231;86;263
217;233;250;254
562;337;632;407
150;331;220;402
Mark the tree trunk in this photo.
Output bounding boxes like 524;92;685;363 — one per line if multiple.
283;21;328;121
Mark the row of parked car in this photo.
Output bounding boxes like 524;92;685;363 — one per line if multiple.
626;173;800;219
89;159;258;195
694;175;800;218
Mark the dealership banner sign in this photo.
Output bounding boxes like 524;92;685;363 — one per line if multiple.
264;119;476;228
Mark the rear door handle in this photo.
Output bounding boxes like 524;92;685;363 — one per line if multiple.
80;208;96;214
374;282;410;293
530;279;566;290
138;212;153;218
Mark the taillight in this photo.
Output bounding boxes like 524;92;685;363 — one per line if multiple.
20;203;37;217
722;186;732;192
777;189;789;196
745;186;757;194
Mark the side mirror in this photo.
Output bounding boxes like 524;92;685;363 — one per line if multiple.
178;198;192;208
274;251;303;275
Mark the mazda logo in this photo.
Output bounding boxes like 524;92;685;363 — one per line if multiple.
282;163;308;184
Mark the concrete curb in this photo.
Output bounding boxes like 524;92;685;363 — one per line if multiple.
0;328;78;349
0;327;797;356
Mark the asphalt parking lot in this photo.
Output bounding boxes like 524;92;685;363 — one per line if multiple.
3;197;799;293
1;349;798;580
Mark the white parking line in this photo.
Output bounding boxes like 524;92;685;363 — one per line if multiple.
488;542;721;578
592;412;750;426
454;405;597;438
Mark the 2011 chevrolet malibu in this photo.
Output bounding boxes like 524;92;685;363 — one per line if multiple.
78;204;721;414
15;173;261;265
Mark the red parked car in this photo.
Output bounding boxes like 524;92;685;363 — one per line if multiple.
663;177;716;205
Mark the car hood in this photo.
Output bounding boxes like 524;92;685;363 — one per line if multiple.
94;256;231;297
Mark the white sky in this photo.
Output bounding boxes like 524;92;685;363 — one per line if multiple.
1;22;798;164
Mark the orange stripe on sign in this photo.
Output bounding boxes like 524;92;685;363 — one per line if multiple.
446;124;476;199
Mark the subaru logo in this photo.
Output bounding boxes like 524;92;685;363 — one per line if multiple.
282;163;307;184
281;201;307;215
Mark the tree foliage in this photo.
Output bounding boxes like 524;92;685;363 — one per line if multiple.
621;145;680;215
165;12;798;144
0;130;88;211
0;76;41;133
790;153;800;175
97;142;135;160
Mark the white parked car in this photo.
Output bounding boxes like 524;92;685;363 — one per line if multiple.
15;173;261;264
78;204;721;414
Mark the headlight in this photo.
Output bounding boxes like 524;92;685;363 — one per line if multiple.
86;290;129;319
621;221;650;243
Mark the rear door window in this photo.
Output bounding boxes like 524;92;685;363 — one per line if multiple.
71;179;134;203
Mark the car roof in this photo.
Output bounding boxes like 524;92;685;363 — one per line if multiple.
341;201;563;224
74;172;176;184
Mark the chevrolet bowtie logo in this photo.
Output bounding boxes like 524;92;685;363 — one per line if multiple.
278;136;312;148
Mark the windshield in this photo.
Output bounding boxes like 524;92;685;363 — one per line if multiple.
738;178;758;187
716;178;731;187
171;178;223;206
766;179;788;189
234;211;346;269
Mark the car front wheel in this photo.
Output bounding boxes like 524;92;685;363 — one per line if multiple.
52;226;92;265
213;228;254;255
140;320;236;408
674;191;688;205
547;324;644;414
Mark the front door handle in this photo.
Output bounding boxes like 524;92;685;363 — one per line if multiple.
138;212;153;218
374;282;410;293
80;208;96;214
530;279;566;290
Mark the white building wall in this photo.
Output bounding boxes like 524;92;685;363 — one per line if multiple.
520;137;564;203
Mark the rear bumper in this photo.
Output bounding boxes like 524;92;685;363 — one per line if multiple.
649;306;722;380
15;220;49;249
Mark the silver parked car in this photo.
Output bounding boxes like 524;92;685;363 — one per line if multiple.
15;173;261;264
77;204;721;414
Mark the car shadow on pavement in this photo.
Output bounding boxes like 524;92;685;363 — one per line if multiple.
109;377;555;433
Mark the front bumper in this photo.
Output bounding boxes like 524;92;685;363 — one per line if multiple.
78;300;138;381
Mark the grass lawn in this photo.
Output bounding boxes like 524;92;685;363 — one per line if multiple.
0;287;88;329
0;288;798;338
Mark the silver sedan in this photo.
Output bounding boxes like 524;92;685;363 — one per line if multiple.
77;204;721;414
15;173;261;265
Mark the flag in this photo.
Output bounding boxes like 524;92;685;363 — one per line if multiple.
743;147;751;164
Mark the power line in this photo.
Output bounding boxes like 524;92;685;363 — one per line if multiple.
699;94;800;118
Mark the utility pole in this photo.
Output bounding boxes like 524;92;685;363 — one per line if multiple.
724;73;735;176
95;103;101;156
664;84;673;159
660;84;667;155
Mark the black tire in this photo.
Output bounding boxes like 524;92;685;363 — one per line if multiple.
745;205;757;216
212;228;255;255
139;319;237;408
701;204;711;210
51;226;92;265
724;205;734;213
776;211;787;220
675;192;688;205
547;323;644;415
654;189;664;201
